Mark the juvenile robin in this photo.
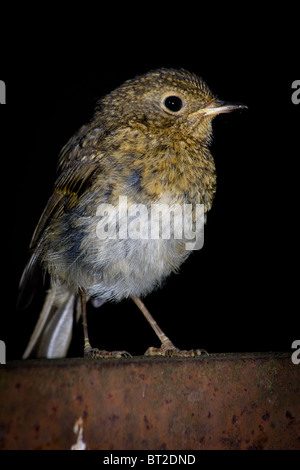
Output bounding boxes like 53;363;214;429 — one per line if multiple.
20;68;246;359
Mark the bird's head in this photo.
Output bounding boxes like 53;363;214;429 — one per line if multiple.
98;68;246;144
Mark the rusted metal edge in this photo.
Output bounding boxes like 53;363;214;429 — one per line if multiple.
0;352;299;450
2;351;292;368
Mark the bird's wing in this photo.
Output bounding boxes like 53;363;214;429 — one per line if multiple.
19;124;105;305
29;161;99;250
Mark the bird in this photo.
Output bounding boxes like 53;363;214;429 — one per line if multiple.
19;68;246;359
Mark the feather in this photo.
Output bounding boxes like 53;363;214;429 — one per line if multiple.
20;122;108;357
23;286;75;358
18;158;100;310
37;293;75;358
23;287;57;358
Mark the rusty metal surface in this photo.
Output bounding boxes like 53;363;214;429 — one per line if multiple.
0;352;299;450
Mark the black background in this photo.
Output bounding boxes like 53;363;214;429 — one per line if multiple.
1;12;299;361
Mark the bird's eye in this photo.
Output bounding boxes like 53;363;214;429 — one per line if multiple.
163;95;184;113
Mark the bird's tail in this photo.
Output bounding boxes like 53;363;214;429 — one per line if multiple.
23;285;79;359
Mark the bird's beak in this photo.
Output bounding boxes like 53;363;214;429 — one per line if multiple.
200;100;247;116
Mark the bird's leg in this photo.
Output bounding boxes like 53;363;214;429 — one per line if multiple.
131;296;207;357
79;288;132;359
131;296;176;352
80;288;92;354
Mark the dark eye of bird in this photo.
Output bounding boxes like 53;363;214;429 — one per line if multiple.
163;95;184;112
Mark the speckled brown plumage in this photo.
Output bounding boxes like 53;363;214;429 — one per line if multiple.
20;68;246;359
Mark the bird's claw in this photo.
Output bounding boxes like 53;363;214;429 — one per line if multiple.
145;343;208;357
84;347;132;359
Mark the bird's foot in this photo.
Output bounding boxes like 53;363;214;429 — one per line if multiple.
84;346;132;359
145;340;208;357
